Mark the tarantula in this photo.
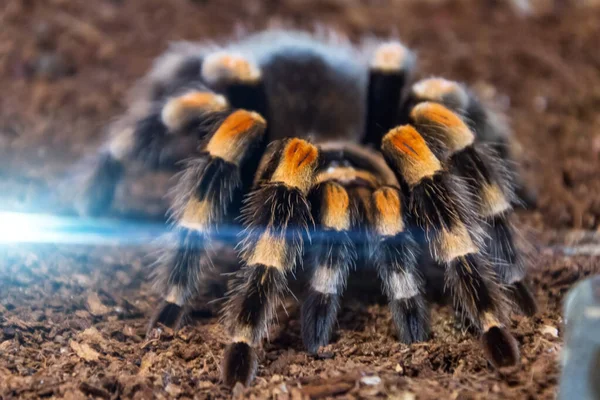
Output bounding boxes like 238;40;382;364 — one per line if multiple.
76;30;537;387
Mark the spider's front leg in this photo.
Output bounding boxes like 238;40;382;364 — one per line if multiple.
301;181;356;353
222;138;319;387
82;50;270;330
370;187;430;343
381;125;519;368
150;108;267;330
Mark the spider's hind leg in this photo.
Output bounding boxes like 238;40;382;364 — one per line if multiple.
201;51;268;116
409;102;537;316
75;48;269;218
75;87;228;217
74;45;229;217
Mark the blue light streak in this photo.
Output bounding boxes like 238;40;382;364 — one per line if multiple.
0;211;417;247
0;211;168;246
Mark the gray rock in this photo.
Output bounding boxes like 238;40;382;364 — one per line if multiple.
559;275;600;400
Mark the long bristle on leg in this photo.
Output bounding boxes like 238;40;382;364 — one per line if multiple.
223;139;319;386
487;215;537;315
370;187;429;343
364;41;415;146
302;182;356;353
150;110;266;331
381;125;519;367
411;102;537;315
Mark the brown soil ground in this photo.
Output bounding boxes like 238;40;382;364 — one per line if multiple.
1;0;600;399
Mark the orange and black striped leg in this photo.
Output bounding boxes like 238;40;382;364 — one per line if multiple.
141;88;232;169
410;102;537;316
381;125;519;368
74;90;228;217
371;187;429;343
364;41;415;147
222;139;319;387
301;182;356;354
201;52;269;186
409;77;537;208
149;109;267;332
468;148;536;315
478;163;536;315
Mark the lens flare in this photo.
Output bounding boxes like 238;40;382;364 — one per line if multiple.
0;211;167;245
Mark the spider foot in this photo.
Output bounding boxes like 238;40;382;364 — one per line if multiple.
147;300;188;335
482;324;520;368
391;295;430;344
222;341;258;387
301;291;341;354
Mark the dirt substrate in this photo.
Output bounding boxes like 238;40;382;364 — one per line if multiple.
1;0;600;399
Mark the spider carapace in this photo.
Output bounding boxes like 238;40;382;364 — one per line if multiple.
76;30;537;387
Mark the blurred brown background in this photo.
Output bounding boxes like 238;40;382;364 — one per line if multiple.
1;0;600;228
